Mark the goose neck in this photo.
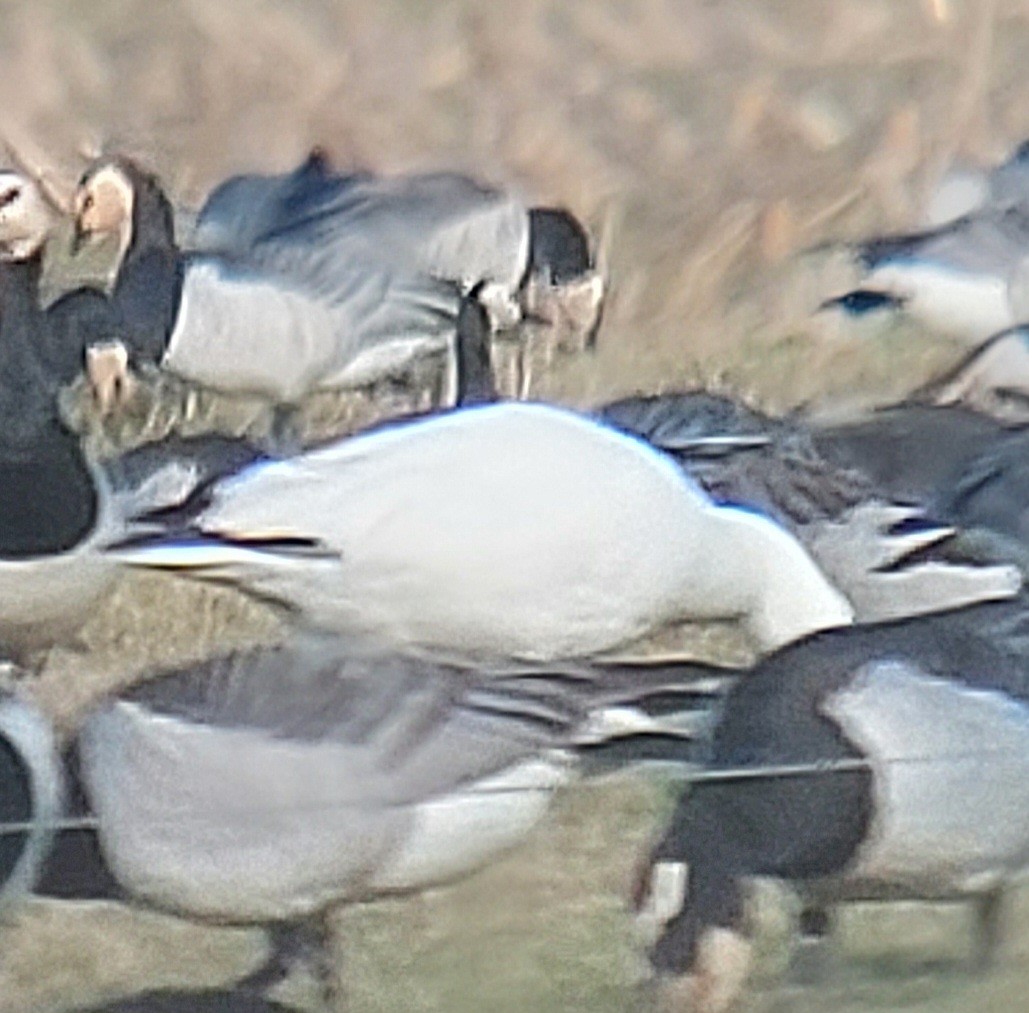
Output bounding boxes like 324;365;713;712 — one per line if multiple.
699;505;854;652
123;175;177;268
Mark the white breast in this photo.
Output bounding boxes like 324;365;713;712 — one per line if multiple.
368;754;573;893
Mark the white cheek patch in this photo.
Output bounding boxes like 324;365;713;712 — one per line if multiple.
635;860;688;947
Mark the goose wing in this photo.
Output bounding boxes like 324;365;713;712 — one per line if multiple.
77;635;727;916
193;166;530;292
859;206;1029;278
165;256;460;400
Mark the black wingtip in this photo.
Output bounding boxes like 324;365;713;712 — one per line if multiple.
819;289;906;316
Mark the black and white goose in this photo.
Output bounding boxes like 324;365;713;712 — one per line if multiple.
597;393;1021;620
0;171;266;662
105;400;858;660
822;161;1029;345
187;149;602;341
633;596;1029;1012
71;157;475;406
1;636;727;1011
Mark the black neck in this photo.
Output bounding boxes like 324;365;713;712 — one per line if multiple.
0;727;33;892
126;170;178;261
0;259;98;555
110;168;183;363
455;291;496;406
0;254;45;344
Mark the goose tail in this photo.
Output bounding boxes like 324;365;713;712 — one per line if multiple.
479;658;737;775
574;659;736;774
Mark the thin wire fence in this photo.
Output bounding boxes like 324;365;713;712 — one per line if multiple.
0;747;1014;839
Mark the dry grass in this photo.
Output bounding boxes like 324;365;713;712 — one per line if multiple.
3;0;1029;1010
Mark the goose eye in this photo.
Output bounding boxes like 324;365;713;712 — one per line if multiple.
0;188;21;211
82;193;95;212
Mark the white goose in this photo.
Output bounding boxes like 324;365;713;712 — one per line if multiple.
107;402;855;660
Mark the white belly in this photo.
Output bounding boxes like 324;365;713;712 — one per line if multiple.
824;663;1029;899
79;703;406;921
368;754;572;893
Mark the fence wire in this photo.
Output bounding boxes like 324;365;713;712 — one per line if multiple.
0;746;1015;839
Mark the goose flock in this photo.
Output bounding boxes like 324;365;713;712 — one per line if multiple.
2;138;1029;1013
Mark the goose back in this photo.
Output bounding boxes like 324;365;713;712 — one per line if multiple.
812;404;1007;505
110;403;854;657
598;393;875;528
192;162;531;292
109;160;183;366
77;636;585;920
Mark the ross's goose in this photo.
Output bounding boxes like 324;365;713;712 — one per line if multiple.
105;401;857;660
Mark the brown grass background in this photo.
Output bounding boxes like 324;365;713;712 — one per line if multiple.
3;1;1029;1010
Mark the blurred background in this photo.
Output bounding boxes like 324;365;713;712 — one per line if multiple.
4;1;1029;1010
10;0;1029;412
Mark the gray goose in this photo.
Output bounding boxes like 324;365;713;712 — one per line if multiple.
1;636;728;1010
597;392;1021;622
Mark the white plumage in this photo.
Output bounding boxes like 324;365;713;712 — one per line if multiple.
110;402;854;658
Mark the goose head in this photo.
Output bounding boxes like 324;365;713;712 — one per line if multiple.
0;171;54;262
73;156;175;267
72;158;136;260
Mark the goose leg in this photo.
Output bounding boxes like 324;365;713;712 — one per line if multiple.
972;888;1005;973
239;918;339;1012
787;903;835;986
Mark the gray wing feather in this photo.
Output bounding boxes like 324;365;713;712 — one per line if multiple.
120;636;578;804
867;207;1029;278
166;258;460;399
193;169;531;291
